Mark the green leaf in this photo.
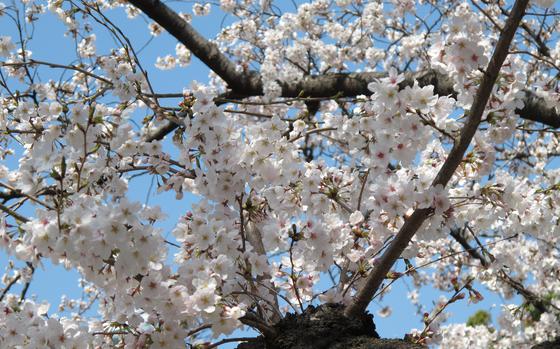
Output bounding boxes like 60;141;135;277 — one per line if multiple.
466;310;491;327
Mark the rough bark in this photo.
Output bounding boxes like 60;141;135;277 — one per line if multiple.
236;304;424;349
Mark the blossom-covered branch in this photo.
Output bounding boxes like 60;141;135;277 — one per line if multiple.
343;0;531;318
129;0;559;144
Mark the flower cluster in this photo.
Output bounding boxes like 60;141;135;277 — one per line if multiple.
0;0;559;348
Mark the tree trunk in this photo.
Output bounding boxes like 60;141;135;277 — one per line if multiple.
236;304;424;349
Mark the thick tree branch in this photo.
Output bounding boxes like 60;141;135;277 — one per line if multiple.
145;70;558;140
127;0;261;94
343;0;530;319
129;1;559;143
145;70;559;142
518;90;560;127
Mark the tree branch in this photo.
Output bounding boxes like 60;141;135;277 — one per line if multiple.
239;312;277;338
450;228;491;267
145;69;559;142
245;221;281;323
129;1;559;143
127;0;261;94
0;274;21;302
498;3;551;57
0;203;30;223
343;0;530;319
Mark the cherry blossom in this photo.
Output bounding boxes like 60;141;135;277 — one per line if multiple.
0;0;559;348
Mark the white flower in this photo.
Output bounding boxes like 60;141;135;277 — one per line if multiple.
175;43;191;67
193;3;211;16
77;34;96;58
0;36;15;57
349;211;364;225
431;184;451;214
293;119;306;133
149;22;163;36
155;55;177;70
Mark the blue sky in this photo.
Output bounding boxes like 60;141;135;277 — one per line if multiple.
0;2;520;347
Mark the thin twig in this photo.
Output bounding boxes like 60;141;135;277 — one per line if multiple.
0;183;54;210
0;59;112;85
0;203;29;222
0;274;21;302
206;337;256;348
